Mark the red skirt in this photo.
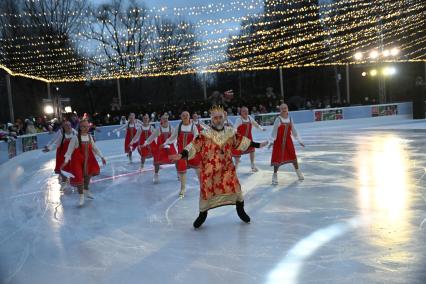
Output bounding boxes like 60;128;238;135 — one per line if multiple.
138;143;155;158
232;122;254;157
137;130;155;159
153;144;177;165
54;140;71;174
177;153;201;173
271;124;297;166
69;145;100;186
124;128;138;153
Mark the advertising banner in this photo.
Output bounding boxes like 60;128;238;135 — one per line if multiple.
22;135;38;152
372;104;398;117
314;108;343;121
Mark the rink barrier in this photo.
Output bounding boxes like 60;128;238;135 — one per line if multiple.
0;102;413;165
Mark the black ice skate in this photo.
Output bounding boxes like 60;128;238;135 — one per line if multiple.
236;201;251;223
193;211;208;228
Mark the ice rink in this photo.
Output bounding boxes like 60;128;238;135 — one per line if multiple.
1;115;426;284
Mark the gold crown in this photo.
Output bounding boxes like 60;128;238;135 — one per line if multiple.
209;105;225;115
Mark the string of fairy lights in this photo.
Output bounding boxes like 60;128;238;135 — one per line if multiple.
1;0;422;69
0;0;424;82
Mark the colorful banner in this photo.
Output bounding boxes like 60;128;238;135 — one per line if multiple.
22;135;38;152
314;109;343;121
8;140;16;159
254;113;278;126
372;104;398;117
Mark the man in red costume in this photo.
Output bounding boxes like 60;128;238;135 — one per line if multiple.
171;106;267;228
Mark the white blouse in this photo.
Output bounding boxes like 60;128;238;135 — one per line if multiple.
233;115;264;131
46;129;77;151
270;116;302;144
130;124;153;145
114;120;142;132
64;134;104;163
164;123;199;145
144;125;174;145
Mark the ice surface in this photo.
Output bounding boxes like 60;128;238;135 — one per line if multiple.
0;115;425;284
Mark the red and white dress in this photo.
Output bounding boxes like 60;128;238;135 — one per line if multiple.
115;122;141;153
145;125;177;165
192;119;207;133
232;116;263;157
270;116;302;166
164;123;201;174
64;134;104;187
131;124;156;159
46;129;77;174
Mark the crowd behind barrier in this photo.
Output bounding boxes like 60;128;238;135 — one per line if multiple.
0;102;413;165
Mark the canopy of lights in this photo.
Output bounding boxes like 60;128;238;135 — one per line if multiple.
0;0;425;83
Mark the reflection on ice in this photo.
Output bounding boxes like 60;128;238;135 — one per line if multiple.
266;218;364;284
356;135;413;246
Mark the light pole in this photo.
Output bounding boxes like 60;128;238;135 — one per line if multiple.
54;86;61;119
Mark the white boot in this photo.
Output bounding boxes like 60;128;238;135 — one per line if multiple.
153;173;159;184
272;173;278;185
296;169;304;181
179;174;186;198
78;194;85;206
251;163;259;172
84;189;94;199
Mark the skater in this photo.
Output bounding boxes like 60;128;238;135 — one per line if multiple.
270;103;305;185
112;113;141;163
130;114;156;169
170;106;268;228
232;106;266;172
191;112;208;133
140;113;177;183
164;111;201;198
43;120;77;189
61;119;106;206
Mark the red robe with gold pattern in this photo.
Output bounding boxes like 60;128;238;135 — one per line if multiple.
185;127;252;212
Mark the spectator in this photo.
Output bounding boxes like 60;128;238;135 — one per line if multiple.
25;119;37;134
265;87;277;101
70;114;80;130
207;90;224;106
